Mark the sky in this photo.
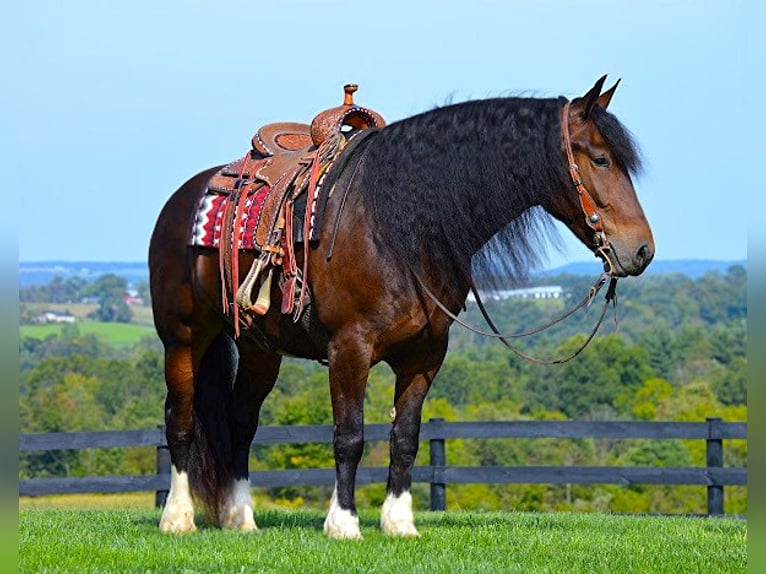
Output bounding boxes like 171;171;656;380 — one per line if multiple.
4;0;761;269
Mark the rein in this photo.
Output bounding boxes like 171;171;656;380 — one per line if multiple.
418;100;621;364
417;274;618;364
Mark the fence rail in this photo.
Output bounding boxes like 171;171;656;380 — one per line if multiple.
19;417;746;515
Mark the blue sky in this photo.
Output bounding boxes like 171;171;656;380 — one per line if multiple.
4;1;760;269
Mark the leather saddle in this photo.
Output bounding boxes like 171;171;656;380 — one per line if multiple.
207;84;385;249
204;85;385;332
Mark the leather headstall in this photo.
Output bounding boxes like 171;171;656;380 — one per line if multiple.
560;102;608;246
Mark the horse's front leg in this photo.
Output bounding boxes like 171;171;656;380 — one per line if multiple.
324;330;373;540
382;343;447;537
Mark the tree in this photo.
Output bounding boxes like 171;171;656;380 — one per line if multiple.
86;273;133;323
546;334;654;419
134;280;151;306
712;356;746;406
617;377;674;420
640;329;676;381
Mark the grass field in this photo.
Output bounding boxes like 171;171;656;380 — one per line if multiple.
20;301;157;348
20;321;156;348
18;507;746;573
23;302;155;325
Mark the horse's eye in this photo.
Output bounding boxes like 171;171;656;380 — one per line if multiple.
592;156;611;168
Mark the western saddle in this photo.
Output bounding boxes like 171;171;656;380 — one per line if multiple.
205;84;385;335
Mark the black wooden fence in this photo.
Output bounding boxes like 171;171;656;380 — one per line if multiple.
19;417;746;516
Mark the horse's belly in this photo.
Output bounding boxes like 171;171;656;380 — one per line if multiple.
275;312;330;361
241;304;330;362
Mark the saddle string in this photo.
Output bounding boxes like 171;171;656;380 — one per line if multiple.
417;273;619;364
295;136;343;319
230;179;258;337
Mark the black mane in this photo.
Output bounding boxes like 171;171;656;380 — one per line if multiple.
356;96;641;298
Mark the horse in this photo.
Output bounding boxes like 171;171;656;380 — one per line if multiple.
148;75;654;539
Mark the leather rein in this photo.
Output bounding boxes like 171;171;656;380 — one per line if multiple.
418;100;619;364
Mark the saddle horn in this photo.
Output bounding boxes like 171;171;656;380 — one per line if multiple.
310;84;386;146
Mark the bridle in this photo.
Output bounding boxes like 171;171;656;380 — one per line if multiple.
560;101;614;276
417;99;620;364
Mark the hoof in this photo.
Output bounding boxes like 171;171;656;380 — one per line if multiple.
381;520;420;537
324;518;363;540
220;507;258;532
159;507;197;534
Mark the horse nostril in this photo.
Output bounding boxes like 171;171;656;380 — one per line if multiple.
635;243;654;268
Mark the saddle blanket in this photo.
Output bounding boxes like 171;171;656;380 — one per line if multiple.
189;184;274;250
189;181;320;251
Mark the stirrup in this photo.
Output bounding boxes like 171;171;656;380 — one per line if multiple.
250;269;273;316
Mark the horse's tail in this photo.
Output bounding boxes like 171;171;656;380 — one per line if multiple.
187;332;239;519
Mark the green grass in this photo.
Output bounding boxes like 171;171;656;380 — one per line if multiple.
18;509;746;573
21;302;157;347
20;321;156;348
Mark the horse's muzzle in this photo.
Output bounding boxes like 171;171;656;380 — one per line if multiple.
602;241;654;277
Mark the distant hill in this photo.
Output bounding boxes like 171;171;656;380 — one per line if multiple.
542;258;746;280
19;261;149;287
18;258;746;287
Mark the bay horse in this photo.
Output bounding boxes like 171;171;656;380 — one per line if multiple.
149;76;654;538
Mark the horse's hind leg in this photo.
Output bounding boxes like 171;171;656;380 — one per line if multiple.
160;343;205;533
158;304;223;533
382;342;447;537
218;343;281;531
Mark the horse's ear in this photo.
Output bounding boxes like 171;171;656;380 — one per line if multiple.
573;75;608;119
597;78;621;110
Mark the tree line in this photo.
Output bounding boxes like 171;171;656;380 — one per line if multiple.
18;265;747;514
20;273;151;323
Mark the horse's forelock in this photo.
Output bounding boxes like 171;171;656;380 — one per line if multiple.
591;106;644;176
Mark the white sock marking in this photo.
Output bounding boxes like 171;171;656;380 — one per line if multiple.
220;478;258;531
324;485;362;540
159;467;197;533
381;491;420;537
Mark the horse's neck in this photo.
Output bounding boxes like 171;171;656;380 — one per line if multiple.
358;98;562;296
406;99;560;245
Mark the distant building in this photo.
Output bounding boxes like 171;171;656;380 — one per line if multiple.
124;289;144;306
468;285;564;301
36;310;77;324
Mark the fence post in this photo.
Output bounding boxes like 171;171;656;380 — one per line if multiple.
706;417;724;516
428;418;446;511
155;424;170;509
